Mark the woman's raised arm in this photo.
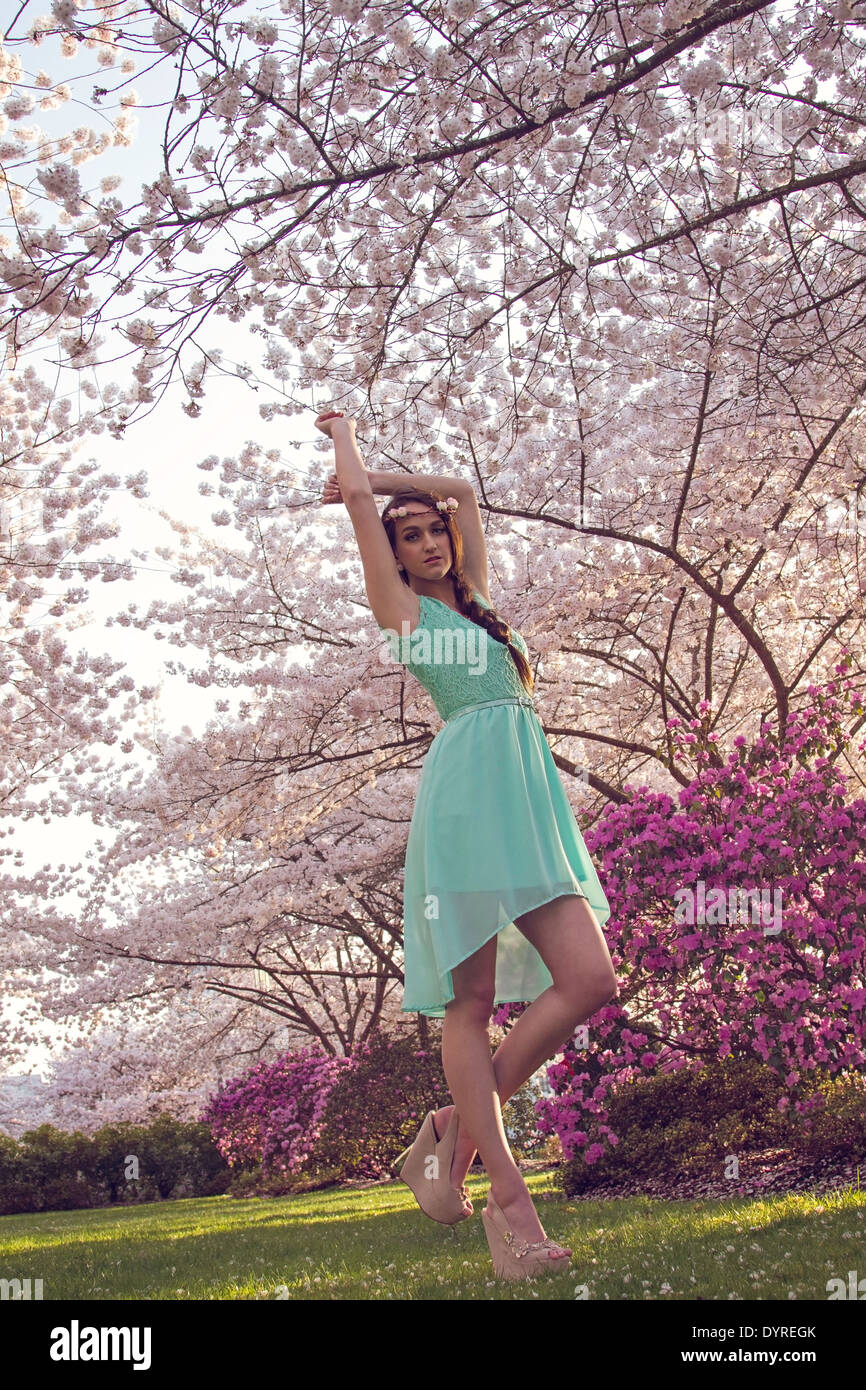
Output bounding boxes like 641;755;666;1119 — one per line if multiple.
366;469;472;498
316;412;421;633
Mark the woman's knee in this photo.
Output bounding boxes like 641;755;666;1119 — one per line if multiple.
446;939;497;1022
446;983;495;1025
590;968;619;1011
558;965;619;1018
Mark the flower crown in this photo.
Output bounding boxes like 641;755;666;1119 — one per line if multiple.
383;496;459;521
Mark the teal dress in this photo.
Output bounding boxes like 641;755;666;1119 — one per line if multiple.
379;592;611;1018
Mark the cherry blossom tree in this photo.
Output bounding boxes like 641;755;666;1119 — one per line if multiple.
6;0;862;727
4;1;866;1114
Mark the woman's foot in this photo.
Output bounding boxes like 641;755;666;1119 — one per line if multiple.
487;1179;571;1262
432;1105;474;1215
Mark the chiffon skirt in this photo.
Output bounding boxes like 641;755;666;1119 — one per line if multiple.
401;700;611;1017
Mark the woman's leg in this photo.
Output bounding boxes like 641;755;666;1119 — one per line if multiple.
435;894;617;1186
439;931;570;1254
494;894;618;1101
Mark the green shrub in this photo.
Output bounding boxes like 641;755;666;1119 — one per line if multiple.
561;1056;791;1194
40;1174;95;1211
88;1121;149;1204
309;1029;452;1181
17;1124;92;1186
793;1071;866;1162
0;1115;230;1214
136;1115;230;1199
0;1133;42;1214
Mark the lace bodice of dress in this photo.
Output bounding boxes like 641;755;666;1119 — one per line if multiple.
379;591;532;721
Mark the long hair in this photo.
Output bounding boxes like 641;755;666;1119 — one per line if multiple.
381;487;534;695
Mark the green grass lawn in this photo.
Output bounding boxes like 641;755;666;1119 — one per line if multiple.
1;1168;863;1301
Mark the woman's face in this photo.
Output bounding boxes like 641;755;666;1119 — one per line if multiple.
394;505;453;582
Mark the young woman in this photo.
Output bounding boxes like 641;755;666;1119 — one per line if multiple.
317;409;617;1281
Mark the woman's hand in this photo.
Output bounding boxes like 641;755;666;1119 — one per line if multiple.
315;410;355;439
320;470;344;506
316;410;370;506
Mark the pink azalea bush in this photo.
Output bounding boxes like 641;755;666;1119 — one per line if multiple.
200;1030;451;1183
517;656;866;1164
201;1045;353;1175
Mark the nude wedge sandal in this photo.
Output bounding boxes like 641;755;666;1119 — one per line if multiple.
481;1195;571;1281
397;1109;472;1225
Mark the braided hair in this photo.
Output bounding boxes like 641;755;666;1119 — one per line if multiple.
381;487;534;695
